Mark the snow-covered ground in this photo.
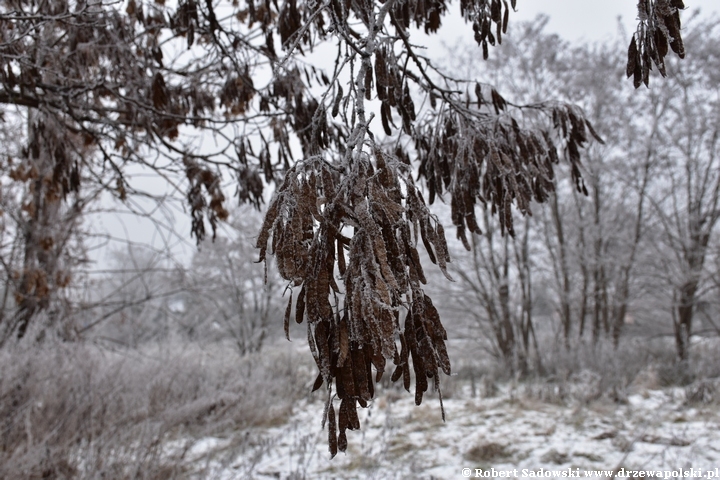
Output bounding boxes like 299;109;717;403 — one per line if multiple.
178;380;720;479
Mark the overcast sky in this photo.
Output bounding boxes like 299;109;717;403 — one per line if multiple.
510;0;716;42
94;2;719;267
417;1;718;80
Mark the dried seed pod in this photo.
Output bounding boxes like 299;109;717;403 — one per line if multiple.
284;295;292;340
331;84;343;118
295;285;306;324
364;64;373;100
328;402;338;457
626;36;638;78
313;372;324;392
502;0;509;33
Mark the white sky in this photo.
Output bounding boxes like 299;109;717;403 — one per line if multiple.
93;2;718;268
424;0;718;60
510;0;716;42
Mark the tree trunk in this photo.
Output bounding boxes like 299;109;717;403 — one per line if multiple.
674;281;697;361
550;191;572;347
11;116;62;340
515;217;540;374
672;212;712;360
611;160;650;348
2;114;81;344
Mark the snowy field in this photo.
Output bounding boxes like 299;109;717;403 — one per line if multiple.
4;339;718;479
179;379;720;479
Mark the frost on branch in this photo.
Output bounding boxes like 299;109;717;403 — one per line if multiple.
255;87;604;454
627;0;686;87
0;0;682;401
416;87;602;243
256;149;453;455
252;0;610;456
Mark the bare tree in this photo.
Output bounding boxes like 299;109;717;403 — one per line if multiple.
446;210;540;373
71;246;184;346
443;15;706;359
179;206;282;354
0;112;97;344
63;206;279;352
642;19;720;360
0;0;247;337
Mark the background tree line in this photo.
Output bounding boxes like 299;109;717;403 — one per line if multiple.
437;14;720;371
0;0;709;374
3;12;712;374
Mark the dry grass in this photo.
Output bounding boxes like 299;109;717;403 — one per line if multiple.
0;338;311;479
1;322;717;479
502;336;720;406
464;441;512;463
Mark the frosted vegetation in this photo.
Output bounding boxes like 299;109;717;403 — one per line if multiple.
2;334;719;478
2;0;719;477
